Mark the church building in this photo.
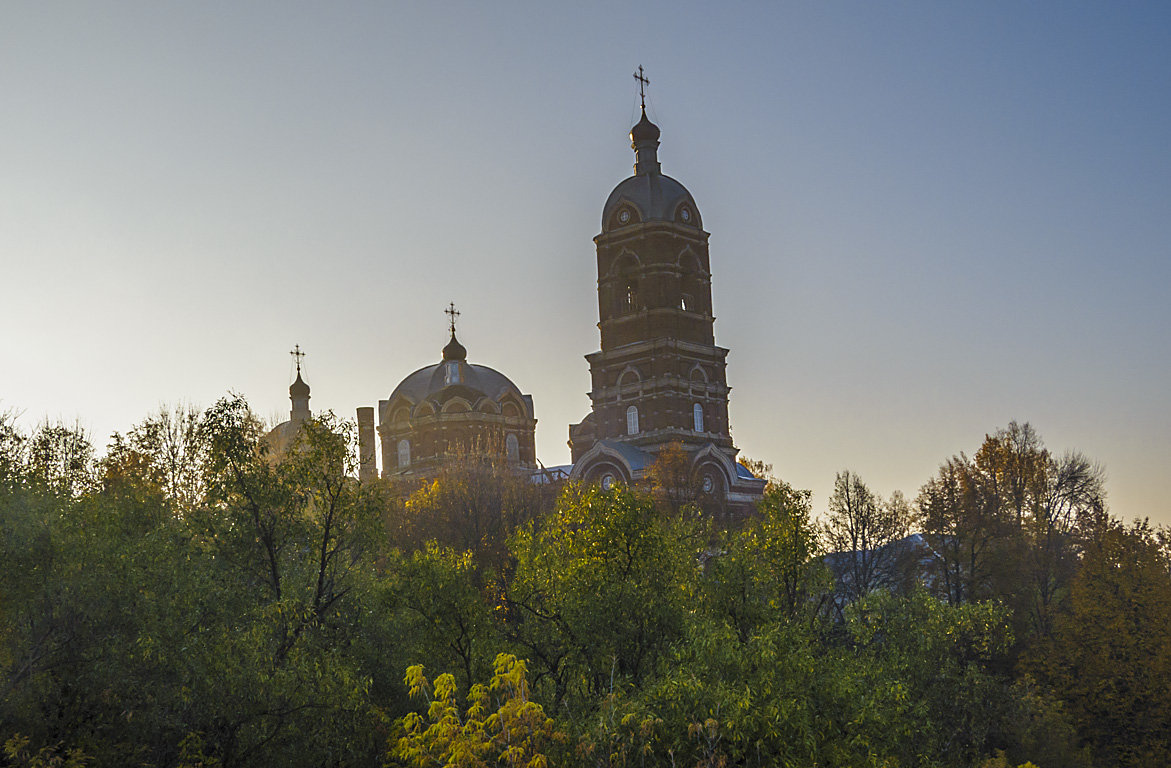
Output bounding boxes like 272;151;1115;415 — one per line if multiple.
267;77;767;513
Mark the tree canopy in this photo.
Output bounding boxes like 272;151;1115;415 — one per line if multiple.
0;406;1165;768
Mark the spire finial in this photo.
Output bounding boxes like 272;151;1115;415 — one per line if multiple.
290;344;305;376
445;302;461;337
634;65;649;111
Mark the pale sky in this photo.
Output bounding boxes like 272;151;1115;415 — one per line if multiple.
3;3;1169;524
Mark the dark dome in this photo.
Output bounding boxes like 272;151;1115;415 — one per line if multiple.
442;333;467;361
381;334;533;423
382;360;532;420
601;173;700;232
289;372;310;398
630;110;660;143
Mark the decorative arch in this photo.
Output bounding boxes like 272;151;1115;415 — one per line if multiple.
414;402;436;418
476;399;500;415
568;442;636;487
606;248;642;278
692;445;738;489
500;398;523;419
689;364;709;385
617;366;642;389
676;246;706;275
694;460;727;499
441;397;472;414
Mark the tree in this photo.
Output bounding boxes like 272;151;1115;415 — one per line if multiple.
101;404;206;513
25;420;94;497
392;654;562;768
504;484;701;708
646;442;701;518
395;454;554;571
918;422;1106;642
822;470;913;601
1025;515;1171;768
384;543;499;692
704;480;830;636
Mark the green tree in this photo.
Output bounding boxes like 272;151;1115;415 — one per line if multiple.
1026;514;1171;768
395;455;553;571
703;480;830;637
102;404;205;513
391;653;562;768
384;543;500;692
505;484;701;708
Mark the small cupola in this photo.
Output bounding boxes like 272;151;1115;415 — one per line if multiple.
442;333;467;362
288;344;311;424
631;107;661;176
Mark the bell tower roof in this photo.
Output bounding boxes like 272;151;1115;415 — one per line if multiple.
601;111;701;233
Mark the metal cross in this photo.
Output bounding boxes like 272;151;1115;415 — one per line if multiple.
445;302;461;336
290;344;305;375
634;65;649;110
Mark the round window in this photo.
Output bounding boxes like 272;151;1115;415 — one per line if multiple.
680;207;691;222
618;209;631;224
602;473;615;490
701;475;714;494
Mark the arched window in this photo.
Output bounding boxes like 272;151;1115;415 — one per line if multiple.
626;405;639;435
397;439;411;469
505;433;519;462
680;293;693;311
445;361;460;385
693;403;704;433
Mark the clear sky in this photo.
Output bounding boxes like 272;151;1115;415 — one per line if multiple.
3;2;1169;524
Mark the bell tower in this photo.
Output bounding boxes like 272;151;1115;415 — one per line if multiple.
569;79;764;514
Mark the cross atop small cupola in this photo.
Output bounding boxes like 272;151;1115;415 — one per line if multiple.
290;343;306;376
442;303;467;362
633;65;649;111
445;302;461;337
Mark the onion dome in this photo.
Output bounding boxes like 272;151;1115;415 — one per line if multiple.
289;371;310;399
442;332;467;361
630;108;661;144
